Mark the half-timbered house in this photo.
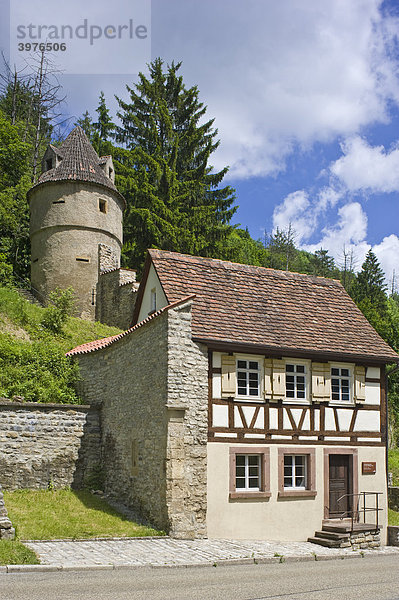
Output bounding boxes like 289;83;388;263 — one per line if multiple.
69;249;398;543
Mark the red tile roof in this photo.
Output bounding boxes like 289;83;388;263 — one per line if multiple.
28;127;124;203
66;295;195;356
146;249;398;363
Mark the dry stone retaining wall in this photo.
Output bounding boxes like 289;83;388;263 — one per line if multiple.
0;401;100;490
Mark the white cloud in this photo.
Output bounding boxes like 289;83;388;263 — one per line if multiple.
330;136;399;192
303;202;370;267
151;0;399;178
373;234;399;285
272;190;313;243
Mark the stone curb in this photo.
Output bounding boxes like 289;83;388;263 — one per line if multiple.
2;550;399;573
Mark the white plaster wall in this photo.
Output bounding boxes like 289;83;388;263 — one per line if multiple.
207;443;387;542
137;264;168;322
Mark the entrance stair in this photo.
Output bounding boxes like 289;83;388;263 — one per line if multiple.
308;521;379;549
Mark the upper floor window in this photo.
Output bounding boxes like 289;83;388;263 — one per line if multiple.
331;367;351;402
150;288;157;313
285;363;306;400
237;359;260;398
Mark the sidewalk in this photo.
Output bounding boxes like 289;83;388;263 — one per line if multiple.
2;537;396;572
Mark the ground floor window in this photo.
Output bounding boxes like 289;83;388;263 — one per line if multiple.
278;448;317;498
283;454;307;489
235;455;261;491
229;447;271;499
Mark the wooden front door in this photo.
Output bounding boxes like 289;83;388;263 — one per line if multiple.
329;455;351;518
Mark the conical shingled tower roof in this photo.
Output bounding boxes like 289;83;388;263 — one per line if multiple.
29;126;123;200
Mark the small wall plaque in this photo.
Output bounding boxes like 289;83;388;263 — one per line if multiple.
362;461;376;474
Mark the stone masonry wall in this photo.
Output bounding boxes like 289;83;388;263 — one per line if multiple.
96;268;138;329
166;302;208;538
76;302;209;538
0;401;101;490
76;313;170;531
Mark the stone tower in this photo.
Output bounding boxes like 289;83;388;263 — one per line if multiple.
28;127;125;320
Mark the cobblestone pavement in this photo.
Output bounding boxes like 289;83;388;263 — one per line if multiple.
24;537;399;569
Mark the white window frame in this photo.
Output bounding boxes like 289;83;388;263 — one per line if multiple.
235;454;261;491
283;454;307;490
229;447;271;499
236;355;262;400
283;358;310;403
330;362;354;405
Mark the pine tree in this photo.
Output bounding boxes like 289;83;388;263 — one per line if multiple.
114;58;236;270
351;250;387;313
75;110;95;141
308;249;338;278
93;92;115;155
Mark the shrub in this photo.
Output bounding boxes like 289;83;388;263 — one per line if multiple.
0;334;81;403
41;287;75;334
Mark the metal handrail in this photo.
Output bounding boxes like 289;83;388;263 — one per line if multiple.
325;491;383;532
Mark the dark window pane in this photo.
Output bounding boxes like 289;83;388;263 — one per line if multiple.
341;369;349;376
286;375;295;383
236;456;245;466
248;456;259;466
297;365;305;373
236;478;245;488
332;393;339;400
249;361;258;370
249;372;258;381
237;360;246;369
238;387;246;395
331;368;339;376
249;389;258;396
298;391;305;398
286;364;295;372
249;479;259;488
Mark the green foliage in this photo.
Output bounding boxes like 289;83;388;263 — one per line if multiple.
114;58;236;271
0;286;122;403
4;489;164;539
351;250;388;314
40;287;75;334
388;449;399;485
0;333;81;403
0;540;39;565
308;249;340;278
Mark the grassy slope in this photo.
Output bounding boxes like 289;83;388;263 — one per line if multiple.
0;286;122;354
4;489;163;540
0;286;122;403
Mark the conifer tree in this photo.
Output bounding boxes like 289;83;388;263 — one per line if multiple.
114;58;236;270
351;250;387;313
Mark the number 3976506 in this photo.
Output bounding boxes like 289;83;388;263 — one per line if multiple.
18;43;67;51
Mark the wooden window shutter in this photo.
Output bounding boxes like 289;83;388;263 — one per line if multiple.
272;359;285;401
311;362;330;401
264;358;273;399
221;354;236;397
354;366;366;402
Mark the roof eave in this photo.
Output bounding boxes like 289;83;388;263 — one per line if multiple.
192;337;399;365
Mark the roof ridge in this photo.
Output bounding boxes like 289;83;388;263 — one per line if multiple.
148;249;341;286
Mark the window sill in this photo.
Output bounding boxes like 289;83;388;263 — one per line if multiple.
278;490;317;498
329;401;354;408
229;491;271;500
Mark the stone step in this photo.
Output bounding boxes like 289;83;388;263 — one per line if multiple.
16;288;43;306
322;523;379;534
315;530;350;541
308;536;343;548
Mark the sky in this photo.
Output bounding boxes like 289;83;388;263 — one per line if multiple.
1;0;399;284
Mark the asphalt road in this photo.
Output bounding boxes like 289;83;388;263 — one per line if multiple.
1;555;399;600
